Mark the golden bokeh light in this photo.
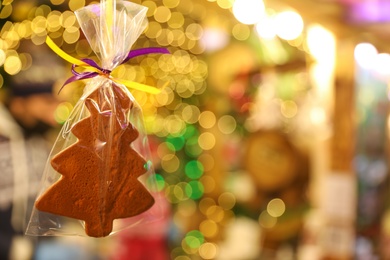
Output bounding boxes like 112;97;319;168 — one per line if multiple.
267;198;286;218
60;11;76;28
199;197;216;215
163;0;180;9
281;100;298;118
161;153;180;173
198;132;216;150
4;55;22;75
68;0;85;12
31;34;46;45
200;175;216;193
63;26;80;44
18;52;32;70
47;12;62;32
185;23;203;41
168;12;185;28
54;102;73;124
164;115;186;135
232;23;251;41
181;105;200;124
199;243;219;260
2;0;14;5
199;220;219;238
198;153;215;172
177;199;197;217
218;192;236;210
199;111;216;129
218;115;237;134
0;4;13;19
143;1;157;17
217;0;234;9
154;5;172;23
145;21;162;38
50;0;66;5
259;210;277;229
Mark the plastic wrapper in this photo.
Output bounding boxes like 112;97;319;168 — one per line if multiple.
26;0;162;237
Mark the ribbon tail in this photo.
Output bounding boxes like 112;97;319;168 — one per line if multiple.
46;37;87;66
58;72;100;94
113;78;162;94
123;47;170;63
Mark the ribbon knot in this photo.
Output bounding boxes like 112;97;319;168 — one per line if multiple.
46;37;169;94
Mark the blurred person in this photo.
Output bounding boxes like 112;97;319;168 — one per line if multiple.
0;41;64;259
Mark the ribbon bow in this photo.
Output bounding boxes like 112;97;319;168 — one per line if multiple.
46;37;169;94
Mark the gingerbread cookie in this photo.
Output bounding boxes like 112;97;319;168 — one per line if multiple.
36;84;155;237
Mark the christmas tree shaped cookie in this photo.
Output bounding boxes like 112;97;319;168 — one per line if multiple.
36;86;155;237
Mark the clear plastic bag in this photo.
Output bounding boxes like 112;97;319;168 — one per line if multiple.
26;1;161;237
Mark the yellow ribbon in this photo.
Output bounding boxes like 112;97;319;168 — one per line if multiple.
46;37;161;94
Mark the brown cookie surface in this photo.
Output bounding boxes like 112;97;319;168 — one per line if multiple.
36;85;155;237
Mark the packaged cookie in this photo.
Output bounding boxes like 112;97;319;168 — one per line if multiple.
26;0;167;237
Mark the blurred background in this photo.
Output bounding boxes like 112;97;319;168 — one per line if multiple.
1;0;390;259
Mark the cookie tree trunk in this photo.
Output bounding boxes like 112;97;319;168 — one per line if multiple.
36;84;155;237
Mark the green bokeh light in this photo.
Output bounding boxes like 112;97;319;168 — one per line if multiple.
185;180;204;200
184;230;205;249
167;135;186;151
185;136;203;158
155;173;166;191
185;160;204;179
183;124;198;139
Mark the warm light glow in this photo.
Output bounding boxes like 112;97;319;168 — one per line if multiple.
373;53;390;77
307;25;335;62
307;25;336;100
232;0;265;25
200;27;229;52
310;107;327;125
354;42;378;69
274;10;304;40
256;13;276;40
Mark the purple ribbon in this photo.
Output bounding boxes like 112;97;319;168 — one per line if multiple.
59;47;169;93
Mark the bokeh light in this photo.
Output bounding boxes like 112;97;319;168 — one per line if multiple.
198;243;218;259
185;160;204;179
198;132;216;150
4;55;22;75
184;230;205;249
232;0;265;25
256;12;277;40
259;210;277;228
218;192;236;210
354;42;378;69
274;10;304;41
267;198;286;217
200;219;219;238
218;115;237;134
